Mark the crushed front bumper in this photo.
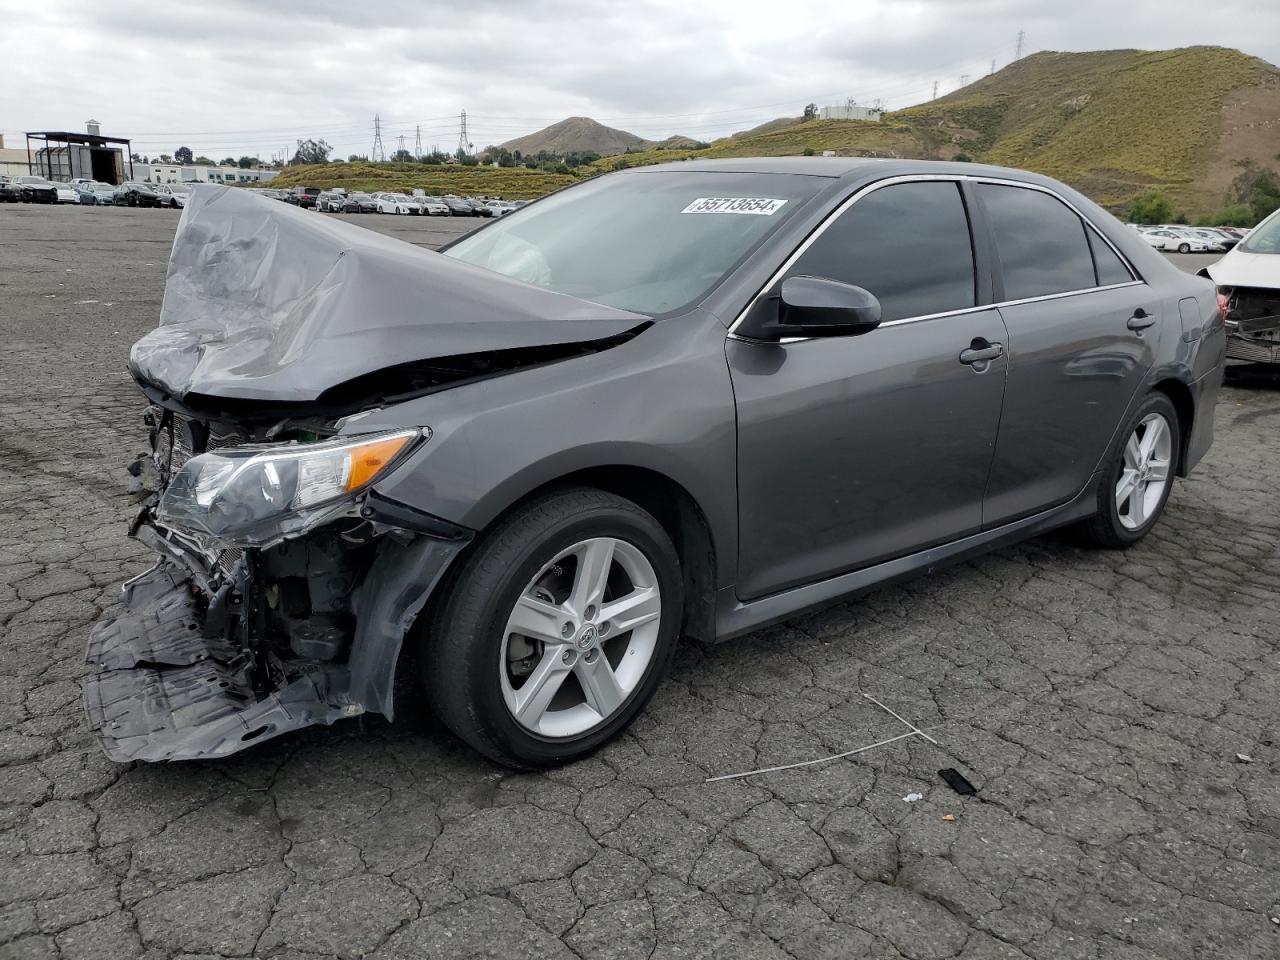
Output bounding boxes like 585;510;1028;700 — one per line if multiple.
83;557;362;762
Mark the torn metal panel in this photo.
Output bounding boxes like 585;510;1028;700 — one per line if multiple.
348;533;471;720
130;185;648;403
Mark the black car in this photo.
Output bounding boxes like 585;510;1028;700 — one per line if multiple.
12;176;58;203
441;195;477;217
114;182;164;207
342;192;377;214
0;178;20;203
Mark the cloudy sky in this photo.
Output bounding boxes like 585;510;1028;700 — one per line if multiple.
3;0;1278;161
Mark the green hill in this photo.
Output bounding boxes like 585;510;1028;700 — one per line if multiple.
596;46;1280;216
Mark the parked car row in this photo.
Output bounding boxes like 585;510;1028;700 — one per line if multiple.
1129;222;1249;254
0;174;196;208
244;184;523;218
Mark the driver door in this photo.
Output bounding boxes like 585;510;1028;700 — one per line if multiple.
728;179;1008;599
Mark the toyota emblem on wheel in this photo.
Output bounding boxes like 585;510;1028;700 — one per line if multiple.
577;625;597;648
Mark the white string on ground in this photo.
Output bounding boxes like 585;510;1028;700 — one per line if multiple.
705;729;928;782
861;691;939;745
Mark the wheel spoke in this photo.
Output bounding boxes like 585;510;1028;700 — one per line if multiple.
575;655;625;719
508;594;570;646
1115;469;1140;512
1124;433;1143;470
512;650;572;727
568;539;615;616
600;585;661;634
1148;458;1171;483
1138;417;1165;463
1128;480;1149;526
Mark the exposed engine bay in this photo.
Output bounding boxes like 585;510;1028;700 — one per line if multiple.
1221;285;1280;362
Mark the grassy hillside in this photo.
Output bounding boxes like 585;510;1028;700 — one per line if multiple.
265;47;1279;215
593;46;1280;216
262;161;576;199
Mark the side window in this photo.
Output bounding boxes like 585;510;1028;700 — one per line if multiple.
979;184;1095;300
1086;229;1134;286
789;181;975;322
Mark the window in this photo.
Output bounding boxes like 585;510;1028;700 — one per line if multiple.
1087;229;1134;286
786;181;975;322
980;184;1096;300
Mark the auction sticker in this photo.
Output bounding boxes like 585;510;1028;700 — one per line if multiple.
681;197;788;215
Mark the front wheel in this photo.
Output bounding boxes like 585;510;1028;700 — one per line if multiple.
1078;392;1179;548
1178;243;1190;254
422;488;682;769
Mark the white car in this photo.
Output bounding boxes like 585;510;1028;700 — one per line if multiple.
419;197;450;216
484;200;517;217
1205;208;1280;364
153;183;191;209
374;192;416;215
1142;229;1209;254
54;182;79;203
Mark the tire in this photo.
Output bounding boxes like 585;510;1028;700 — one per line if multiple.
1178;243;1190;254
422;487;683;769
1078;392;1180;548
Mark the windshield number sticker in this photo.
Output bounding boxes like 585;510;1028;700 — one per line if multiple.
681;197;787;216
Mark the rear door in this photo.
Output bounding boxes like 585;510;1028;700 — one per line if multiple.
976;182;1156;524
729;178;1009;600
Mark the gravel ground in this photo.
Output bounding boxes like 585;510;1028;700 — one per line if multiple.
1;203;1279;960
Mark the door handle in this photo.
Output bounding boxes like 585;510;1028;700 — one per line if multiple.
959;339;1004;365
1127;308;1156;331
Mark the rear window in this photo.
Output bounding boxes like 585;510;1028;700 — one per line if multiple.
980;184;1096;300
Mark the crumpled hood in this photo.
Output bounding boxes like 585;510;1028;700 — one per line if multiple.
1206;248;1280;290
130;185;647;402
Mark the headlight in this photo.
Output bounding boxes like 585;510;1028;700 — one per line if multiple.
157;429;420;546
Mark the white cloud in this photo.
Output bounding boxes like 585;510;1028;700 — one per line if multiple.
2;0;1276;158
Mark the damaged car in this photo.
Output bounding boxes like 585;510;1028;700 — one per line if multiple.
86;159;1224;768
1205;206;1280;364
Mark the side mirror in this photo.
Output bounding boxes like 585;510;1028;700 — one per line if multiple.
744;276;883;340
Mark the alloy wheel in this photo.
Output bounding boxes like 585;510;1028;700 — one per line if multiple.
1116;412;1172;530
499;537;662;738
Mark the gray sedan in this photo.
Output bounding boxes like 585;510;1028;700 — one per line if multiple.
85;158;1224;768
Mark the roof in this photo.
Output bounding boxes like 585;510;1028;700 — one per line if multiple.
625;155;1056;185
25;131;131;147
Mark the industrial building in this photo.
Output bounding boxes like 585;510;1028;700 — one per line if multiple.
136;163;278;185
818;100;883;122
26;122;134;184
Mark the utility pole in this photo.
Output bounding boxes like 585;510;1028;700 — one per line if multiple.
1015;30;1026;60
932;80;939;100
414;125;423;160
456;110;469;158
371;114;386;162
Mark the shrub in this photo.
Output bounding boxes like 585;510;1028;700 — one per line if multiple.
1129;190;1173;224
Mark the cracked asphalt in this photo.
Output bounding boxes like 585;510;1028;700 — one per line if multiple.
2;202;1279;960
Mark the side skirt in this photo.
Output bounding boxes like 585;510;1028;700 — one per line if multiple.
713;474;1100;642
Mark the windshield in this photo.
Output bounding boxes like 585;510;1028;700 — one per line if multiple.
444;171;820;314
1240;210;1280;254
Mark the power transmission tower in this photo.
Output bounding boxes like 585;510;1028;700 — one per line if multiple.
958;74;971;88
414;125;423;159
371;115;385;162
990;58;996;75
396;134;407;158
457;110;469;158
932;80;939;100
1015;30;1026;59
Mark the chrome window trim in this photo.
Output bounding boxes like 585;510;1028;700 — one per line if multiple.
727;173;1144;340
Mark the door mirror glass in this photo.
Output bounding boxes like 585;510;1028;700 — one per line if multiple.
772;275;882;338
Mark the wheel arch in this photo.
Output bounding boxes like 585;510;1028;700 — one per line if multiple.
1151;377;1195;477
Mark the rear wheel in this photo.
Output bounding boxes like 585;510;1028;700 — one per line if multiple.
1178;243;1190;254
423;488;682;768
1079;392;1179;548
